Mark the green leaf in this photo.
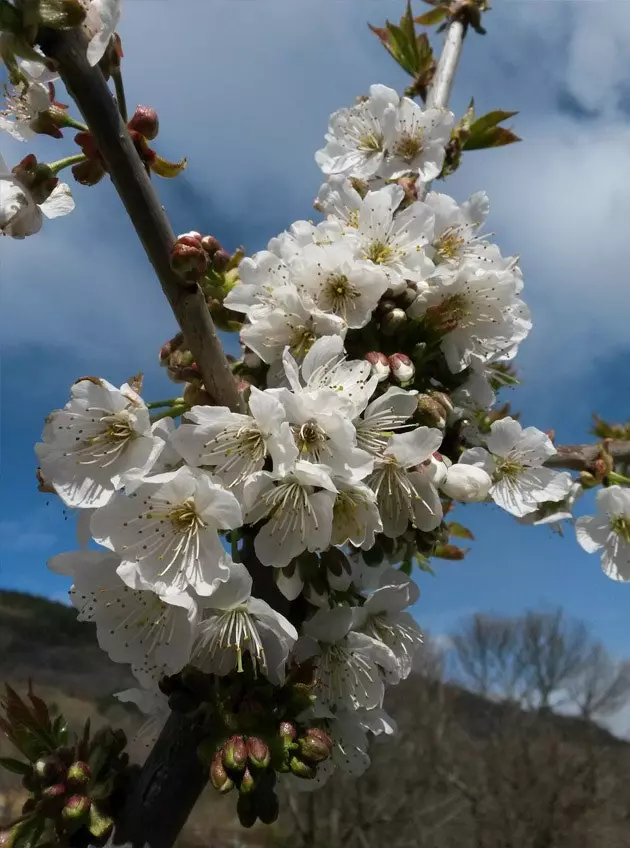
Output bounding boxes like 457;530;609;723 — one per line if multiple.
414;6;449;26
469;109;518;135
0;757;31;775
13;818;45;848
368;23;390;47
464;126;521;150
448;522;475;541
399;559;413;576
400;0;417;46
416;556;436;576
386;22;419;76
415;32;434;70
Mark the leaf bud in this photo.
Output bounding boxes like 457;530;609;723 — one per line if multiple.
388;353;415;384
222;735;248;772
365;351;390;383
127;105;159;140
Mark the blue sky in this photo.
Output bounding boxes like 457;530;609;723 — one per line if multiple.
2;2;630;663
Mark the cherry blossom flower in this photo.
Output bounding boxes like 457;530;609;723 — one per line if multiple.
0;81;52;141
0;154;74;238
331;479;382;549
48;549;196;687
90;465;242;597
315;175;364;228
35;378;164;509
315;84;398;179
191;562;297;684
367;427;444;537
382;99;454;182
459;417;573;518
170;387;297;487
355;386;419;457
243;460;337;568
408;261;531;373
576;486;630;580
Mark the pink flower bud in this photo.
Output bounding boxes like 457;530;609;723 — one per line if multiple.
67;761;91;788
201;235;221;256
239;767;256;795
127;105;159;140
222;735;247;772
298;728;333;763
279;721;297;742
170;234;209;282
212;249;231;271
61;795;91;821
365;351;390;383
210;753;234;794
247;737;271;770
388;353;415;384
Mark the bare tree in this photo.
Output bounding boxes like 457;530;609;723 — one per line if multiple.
566;643;630;721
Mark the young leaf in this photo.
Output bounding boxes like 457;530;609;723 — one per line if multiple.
0;757;32;776
415;6;449;26
469;109;518;135
464;126;521;151
448;522;475;541
386;23;420;76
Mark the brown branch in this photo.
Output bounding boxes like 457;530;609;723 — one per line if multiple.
544;441;630;472
38;28;244;414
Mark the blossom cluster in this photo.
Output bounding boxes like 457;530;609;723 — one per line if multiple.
33;80;612;789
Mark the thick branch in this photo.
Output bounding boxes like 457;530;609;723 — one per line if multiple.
544;440;630;472
426;19;465;109
38;29;244;413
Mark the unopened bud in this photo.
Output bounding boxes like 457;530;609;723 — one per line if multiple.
388;353;414;384
201;235;221;256
365;351;390;383
34;755;64;783
239;766;256;795
127;105;159;140
210;753;234;794
381;307;408;336
441;464;492;503
256;790;280;825
67;761;91;788
170;235;209;282
236;793;257;829
279;721;297;743
417;394;447;429
396;284;418;310
422;454;448;487
247;737;271;770
72;157;106;186
289;756;316;779
61;795;91;821
430;391;453;415
298;728;333;763
212;249;231;272
384;279;408;298
377;298;397;316
579;470;598;489
223;735;247;772
40;782;67;811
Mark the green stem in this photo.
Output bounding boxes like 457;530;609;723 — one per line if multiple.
111;67;128;124
607;471;630;486
150;403;189;423
147;397;184;410
58;112;88;132
48;153;86;175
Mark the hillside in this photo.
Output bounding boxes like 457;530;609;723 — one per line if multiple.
2;591;630;848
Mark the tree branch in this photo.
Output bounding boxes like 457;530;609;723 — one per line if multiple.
426;19;466;109
544;440;630;472
38;28;244;414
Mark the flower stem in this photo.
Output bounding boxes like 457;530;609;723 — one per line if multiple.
607;471;630;486
48;153;87;175
150;403;189;423
147;397;184;410
58;113;88;132
111;67;128;123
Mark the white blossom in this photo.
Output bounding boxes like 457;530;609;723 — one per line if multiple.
367;427;444;537
459;417;573;518
84;0;122;66
90;465;242;597
191;562;297;684
223;250;290;317
408;262;531;374
48;550;196;687
115;687;170;763
290;240;390;329
518;481;583;533
35;378;164;509
382;98;454;182
0;80;51;141
244;461;337;568
296;606;396;710
331;479;382;549
170;387;297;487
354;570;423;683
355;386;419;457
576;486;630;580
315;175;364;228
315;84;398;179
0;153;74;238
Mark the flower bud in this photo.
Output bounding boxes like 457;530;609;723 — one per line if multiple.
396;284;418;310
127;105;159;140
417;394;447;429
247;737;271;770
431;391;454;415
298;728;333;763
365;352;390;383
210;753;234;794
289;756;316;779
441;464;492;503
222;735;248;772
422;453;448;487
239;766;256;795
243;349;263;370
255;790;280;825
388;353;414;384
67;761;91;788
72;157;106;186
376;298;397;316
212;249;231;272
40;782;67;812
279;721;297;743
61;794;91;821
170;234;209;282
381;307;408;336
384;279;408;298
201;235;221;256
236;793;257;829
34;754;64;784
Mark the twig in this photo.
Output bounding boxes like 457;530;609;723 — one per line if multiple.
38;28;244;414
426;19;466;110
544;441;630;472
